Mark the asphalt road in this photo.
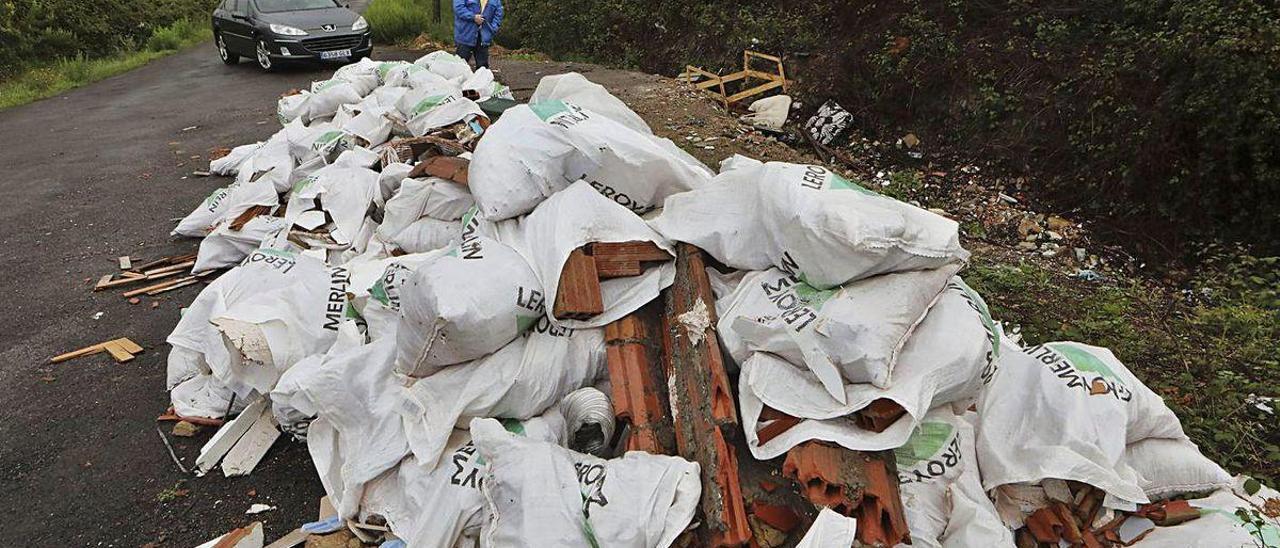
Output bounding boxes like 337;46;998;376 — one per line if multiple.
0;44;381;546
0;38;660;545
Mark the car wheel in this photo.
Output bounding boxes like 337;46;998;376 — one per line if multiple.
255;41;275;72
216;33;239;65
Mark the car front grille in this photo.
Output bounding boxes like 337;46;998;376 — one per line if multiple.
302;35;363;53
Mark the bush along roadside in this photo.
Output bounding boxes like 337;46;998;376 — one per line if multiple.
0;19;211;110
365;0;454;45
499;0;1280;254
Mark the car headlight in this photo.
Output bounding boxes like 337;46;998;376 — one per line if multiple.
351;16;368;31
269;23;307;36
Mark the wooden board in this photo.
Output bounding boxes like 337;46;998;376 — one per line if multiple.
195;396;269;476
221;406;281;477
102;340;135;363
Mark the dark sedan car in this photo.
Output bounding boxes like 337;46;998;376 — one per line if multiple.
213;0;372;71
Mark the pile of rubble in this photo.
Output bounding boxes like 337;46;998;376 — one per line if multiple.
159;51;1277;547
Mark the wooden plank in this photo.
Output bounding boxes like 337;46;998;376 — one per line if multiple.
50;342;108;363
94;274;114;290
114;337;144;354
142;260;196;277
552;247;604;320
102;340;135;363
591;241;672;262
262;529;308;548
229;205;271;231
118;256;132;270
195;396;269;476
147;277;199;295
221;406;281;477
120;271;146;279
123;275;196;297
745;50;782;63
727;80;785;104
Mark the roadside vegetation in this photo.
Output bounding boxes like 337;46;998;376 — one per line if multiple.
0;0;216;110
0;19;210;110
966;250;1280;485
500;0;1280;252
365;0;453;45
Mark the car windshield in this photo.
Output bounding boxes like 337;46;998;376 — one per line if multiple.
255;0;338;13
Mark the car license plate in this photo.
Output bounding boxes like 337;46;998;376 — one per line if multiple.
320;49;351;60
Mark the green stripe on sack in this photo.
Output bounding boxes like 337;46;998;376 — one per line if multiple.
529;100;572;121
1048;343;1119;381
827;172;880;197
894;421;954;468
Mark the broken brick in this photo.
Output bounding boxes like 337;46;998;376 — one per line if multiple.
853;399;907;433
750;502;801;533
553;247;604;320
604;307;675;454
782;442;909;547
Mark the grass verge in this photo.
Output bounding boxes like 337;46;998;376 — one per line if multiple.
0;19;210;111
965;253;1280;485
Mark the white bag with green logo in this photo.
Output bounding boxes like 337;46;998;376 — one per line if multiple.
210;260;358;395
209;141;263;176
347;250;445;340
529;72;651;135
493;181;676;329
400;326;605;467
193;215;288;274
650;157;969;289
894;409;1014;548
721;263;959;398
358;413;568;548
173;186;234;237
469;102;712;220
306;78;364;121
284;164;381;248
376;162;415;204
404;93;485;137
378;177;475;243
332;57;381;96
278;92;310;125
390;216;463;254
169;248;327;416
235;134;294;193
738;277;1000;458
341;104;394;148
470;417;701;548
417;50;473;81
975;339;1188;514
395;236;546;374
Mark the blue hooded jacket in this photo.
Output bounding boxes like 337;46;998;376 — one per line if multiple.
453;0;504;46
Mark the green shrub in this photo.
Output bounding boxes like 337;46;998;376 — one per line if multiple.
146;18;206;51
503;0;1280;250
365;0;452;45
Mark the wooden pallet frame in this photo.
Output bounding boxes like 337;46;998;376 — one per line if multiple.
684;50;791;107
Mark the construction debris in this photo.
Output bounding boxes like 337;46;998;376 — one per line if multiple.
141;51;1266;548
51;337;142;363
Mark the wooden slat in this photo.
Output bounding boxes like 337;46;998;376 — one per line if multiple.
142;260;195;277
102;340;135;363
726;80;785;104
94;274;114;290
50;342;108;363
552;247;604;320
229;205;271;231
147;278;199;295
114;338;144;354
118;256;132;270
745;50;782;63
123;276;196;297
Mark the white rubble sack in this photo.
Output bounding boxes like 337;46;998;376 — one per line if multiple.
390;216;464;254
348;251;445;341
495;181;676;329
272;325;410;520
395;236;545;374
651;157;969;289
210;261;355;395
721;263;959;398
417;50;473;81
893;409;1014;548
284;164;381;247
358;413;568;548
469;101;712;220
975;338;1189;518
470;417;702;548
529;72;651;135
739;277;1000;458
377;177;474;242
193;215;287;274
173;186;234;237
1122;436;1233;500
209;142;264;176
399;326;605;468
796;507;858;548
168;248;327;417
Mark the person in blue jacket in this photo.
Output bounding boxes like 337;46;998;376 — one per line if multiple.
453;0;503;69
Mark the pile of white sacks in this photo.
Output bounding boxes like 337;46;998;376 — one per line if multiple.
165;51;1276;547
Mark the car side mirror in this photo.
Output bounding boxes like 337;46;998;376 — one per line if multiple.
231;12;249;21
